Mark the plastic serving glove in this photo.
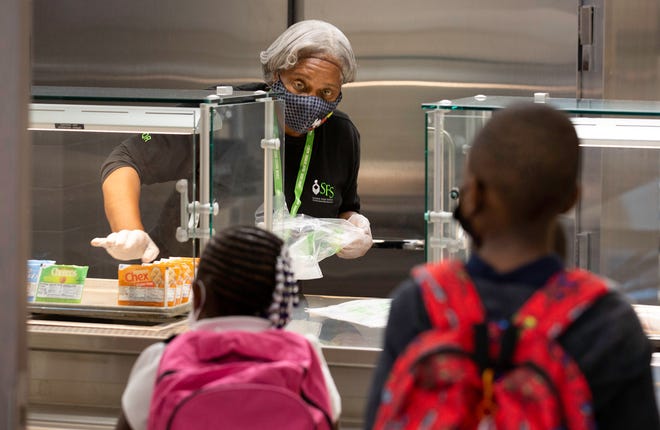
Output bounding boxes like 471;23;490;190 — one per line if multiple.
337;213;372;259
91;229;160;263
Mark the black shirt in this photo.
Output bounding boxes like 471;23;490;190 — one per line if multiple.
100;110;361;259
283;110;360;218
364;255;659;430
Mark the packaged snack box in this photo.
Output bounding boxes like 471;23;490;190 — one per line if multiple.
35;264;88;304
169;257;196;304
117;263;167;307
27;259;55;303
155;259;180;307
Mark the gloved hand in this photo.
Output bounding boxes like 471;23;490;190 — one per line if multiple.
90;230;160;263
337;213;372;259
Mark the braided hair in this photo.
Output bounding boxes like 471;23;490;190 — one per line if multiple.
194;225;299;328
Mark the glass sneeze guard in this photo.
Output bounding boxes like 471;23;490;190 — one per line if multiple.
28;86;275;290
423;95;660;117
203;97;284;247
424;94;660;305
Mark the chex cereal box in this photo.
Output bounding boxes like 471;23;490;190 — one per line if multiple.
117;263;167;307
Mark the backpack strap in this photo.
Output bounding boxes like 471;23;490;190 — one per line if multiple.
513;268;609;340
412;260;486;331
410;260;495;417
162;334;178;344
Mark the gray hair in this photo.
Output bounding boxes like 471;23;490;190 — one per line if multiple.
260;20;357;84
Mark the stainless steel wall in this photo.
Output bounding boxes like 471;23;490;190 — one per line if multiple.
32;0;289;88
602;0;660;100
580;0;660;100
31;0;660;297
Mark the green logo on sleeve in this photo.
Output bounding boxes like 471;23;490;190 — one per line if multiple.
141;133;152;142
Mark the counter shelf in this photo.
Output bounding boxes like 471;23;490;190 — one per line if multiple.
31;85;268;106
28;278;192;323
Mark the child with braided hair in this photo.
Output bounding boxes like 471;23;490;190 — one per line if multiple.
115;225;340;430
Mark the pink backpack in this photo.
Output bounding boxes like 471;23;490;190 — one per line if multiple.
147;329;333;430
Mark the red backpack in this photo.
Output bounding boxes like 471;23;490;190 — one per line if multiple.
374;260;608;430
147;329;333;430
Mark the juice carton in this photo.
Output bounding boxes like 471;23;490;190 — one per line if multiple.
27;259;55;303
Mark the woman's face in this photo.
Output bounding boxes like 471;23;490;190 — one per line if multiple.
277;57;343;136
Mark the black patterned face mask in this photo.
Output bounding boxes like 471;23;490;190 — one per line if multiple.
452;201;482;249
271;80;342;134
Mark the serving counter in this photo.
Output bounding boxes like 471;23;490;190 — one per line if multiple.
25;294;660;429
27;293;384;429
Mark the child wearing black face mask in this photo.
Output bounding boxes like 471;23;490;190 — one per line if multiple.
364;103;658;430
452;197;481;250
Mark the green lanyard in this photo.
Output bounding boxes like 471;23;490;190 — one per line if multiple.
272;130;314;217
290;130;314;216
273;144;284;198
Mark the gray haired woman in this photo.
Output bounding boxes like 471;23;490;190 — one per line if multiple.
93;20;372;265
261;20;372;260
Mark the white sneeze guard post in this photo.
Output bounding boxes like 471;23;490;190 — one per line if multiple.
260;97;280;232
198;101;213;252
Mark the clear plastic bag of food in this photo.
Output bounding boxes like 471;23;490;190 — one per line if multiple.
256;199;366;280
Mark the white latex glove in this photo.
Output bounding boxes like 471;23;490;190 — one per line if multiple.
337;213;372;259
90;229;160;263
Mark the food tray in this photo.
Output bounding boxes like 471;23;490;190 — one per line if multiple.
27;278;191;323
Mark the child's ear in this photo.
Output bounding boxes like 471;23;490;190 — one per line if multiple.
460;176;485;218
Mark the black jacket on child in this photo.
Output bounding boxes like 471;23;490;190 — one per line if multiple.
365;254;659;430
